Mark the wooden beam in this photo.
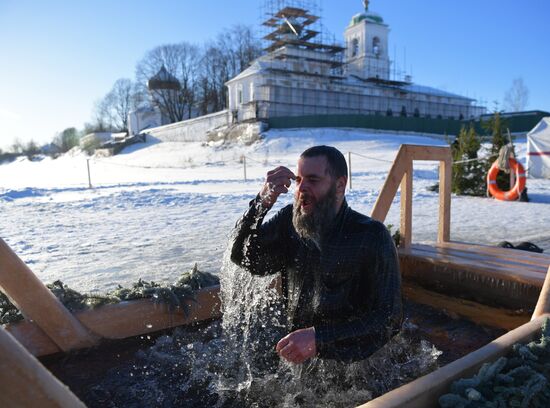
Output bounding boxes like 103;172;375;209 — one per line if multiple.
399;159;413;248
403;283;528;331
0;325;86;407
357;315;548;408
438;241;550;266
0;238;98;352
532;266;550;320
402;145;451;162
6;286;222;357
438;153;452;243
371;145;409;222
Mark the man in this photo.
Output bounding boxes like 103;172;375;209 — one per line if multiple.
231;145;402;363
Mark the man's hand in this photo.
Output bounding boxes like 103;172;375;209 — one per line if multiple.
276;327;316;364
259;166;296;208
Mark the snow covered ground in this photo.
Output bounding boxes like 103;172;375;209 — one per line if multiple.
1;128;548;294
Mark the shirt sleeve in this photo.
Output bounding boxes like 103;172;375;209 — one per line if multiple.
314;224;403;360
230;195;292;276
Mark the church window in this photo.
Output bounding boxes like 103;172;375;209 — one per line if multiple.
237;86;243;104
351;38;359;57
373;37;380;55
250;83;255;101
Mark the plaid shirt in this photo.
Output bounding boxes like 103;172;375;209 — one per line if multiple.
231;196;402;361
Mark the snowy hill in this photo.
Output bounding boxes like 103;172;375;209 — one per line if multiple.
1;128;548;293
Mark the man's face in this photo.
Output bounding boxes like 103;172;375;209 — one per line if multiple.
294;155;335;215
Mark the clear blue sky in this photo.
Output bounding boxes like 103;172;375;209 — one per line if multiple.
1;0;549;150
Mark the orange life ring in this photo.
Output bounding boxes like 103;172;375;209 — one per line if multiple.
487;157;526;201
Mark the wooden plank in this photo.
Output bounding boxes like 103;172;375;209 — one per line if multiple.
358;315;547;408
4;321;61;357
0;325;86;407
403;283;529;331
76;286;221;339
399;160;413;248
371;146;408;222
438;241;550;265
399;246;545;286
405;244;547;275
434;243;550;269
6;286;222;357
532;266;550;320
399;256;541;310
438;155;452;243
0;238;98;352
404;145;451;161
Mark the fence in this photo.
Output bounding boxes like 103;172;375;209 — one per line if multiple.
267;112;547;137
84;147;491;189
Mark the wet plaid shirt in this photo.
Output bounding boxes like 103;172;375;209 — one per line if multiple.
231;196;402;362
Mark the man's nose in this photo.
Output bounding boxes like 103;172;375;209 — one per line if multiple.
297;181;308;193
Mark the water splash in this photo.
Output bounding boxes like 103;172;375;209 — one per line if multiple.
84;247;442;407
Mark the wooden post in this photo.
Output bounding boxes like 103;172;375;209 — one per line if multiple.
243;155;247;182
438;153;452;243
86;159;92;189
348;151;352;189
371;146;409;222
0;238;98;351
0;325;86;407
400;158;413;248
532;265;550;320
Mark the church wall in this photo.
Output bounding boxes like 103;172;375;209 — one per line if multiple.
142;110;229;142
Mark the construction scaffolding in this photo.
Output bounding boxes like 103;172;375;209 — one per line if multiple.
259;0;344;74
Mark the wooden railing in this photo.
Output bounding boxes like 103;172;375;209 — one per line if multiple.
370;144;452;248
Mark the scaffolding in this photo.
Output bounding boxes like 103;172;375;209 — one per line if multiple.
259;0;344;73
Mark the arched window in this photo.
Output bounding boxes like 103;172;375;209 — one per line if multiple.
351;38;359;57
373;37;380;55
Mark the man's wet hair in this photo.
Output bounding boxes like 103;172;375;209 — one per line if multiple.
300;145;348;179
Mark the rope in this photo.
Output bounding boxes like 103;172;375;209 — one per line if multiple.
349;151;393;163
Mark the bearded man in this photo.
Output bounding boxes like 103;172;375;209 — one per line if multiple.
230;145;402;363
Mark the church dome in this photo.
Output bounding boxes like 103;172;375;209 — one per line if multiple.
349;1;384;26
147;66;181;90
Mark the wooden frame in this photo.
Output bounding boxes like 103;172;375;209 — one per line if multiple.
0;325;86;407
370;144;452;247
358;265;550;408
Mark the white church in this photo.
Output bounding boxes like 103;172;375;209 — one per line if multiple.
129;1;485;141
226;1;485;123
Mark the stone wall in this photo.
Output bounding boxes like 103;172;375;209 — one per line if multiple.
143;110;229;142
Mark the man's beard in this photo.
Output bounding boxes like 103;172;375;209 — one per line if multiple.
292;183;338;245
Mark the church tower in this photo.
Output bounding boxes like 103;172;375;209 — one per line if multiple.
344;0;390;80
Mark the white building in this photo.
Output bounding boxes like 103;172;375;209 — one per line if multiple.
226;2;485;123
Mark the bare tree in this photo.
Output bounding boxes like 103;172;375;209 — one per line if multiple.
90;79;142;132
198;25;262;115
135;42;200;123
503;78;529;112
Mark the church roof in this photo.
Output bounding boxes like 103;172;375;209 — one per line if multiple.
148;66;181;90
349;1;385;26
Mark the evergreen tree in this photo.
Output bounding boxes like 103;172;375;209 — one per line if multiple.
451;124;486;196
484;111;508;156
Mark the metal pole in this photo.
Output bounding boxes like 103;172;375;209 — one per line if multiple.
243;155;247;182
348;152;352;189
86;159;92;189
